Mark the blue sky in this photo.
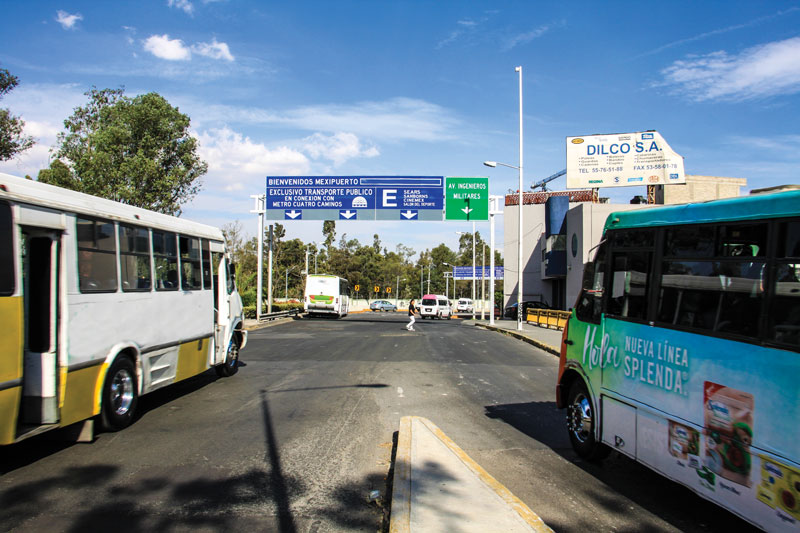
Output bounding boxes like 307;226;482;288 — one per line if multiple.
2;1;799;259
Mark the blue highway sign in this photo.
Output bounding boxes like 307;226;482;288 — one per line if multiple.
266;176;444;220
452;265;504;280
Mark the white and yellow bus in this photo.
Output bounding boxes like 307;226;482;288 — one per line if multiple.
0;173;247;445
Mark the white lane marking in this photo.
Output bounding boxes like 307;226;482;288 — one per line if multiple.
397;387;404;398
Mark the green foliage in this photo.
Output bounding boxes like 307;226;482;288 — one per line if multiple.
0;67;35;161
38;87;206;216
224;219;503;307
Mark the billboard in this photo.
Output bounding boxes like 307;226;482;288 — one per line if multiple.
565;131;685;189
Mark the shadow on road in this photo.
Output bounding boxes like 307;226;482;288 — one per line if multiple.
485;400;758;533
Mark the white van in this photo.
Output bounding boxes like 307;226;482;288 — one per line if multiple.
419;294;452;319
456;298;474;313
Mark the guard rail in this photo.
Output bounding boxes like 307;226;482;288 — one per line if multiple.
525;309;571;330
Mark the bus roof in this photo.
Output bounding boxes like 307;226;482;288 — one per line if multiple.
604;190;800;232
0;172;223;240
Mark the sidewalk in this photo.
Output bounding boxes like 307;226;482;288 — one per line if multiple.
390;416;553;533
462;318;563;356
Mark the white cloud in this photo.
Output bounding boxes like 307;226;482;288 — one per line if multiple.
143;34;192;61
185;97;462;143
192;39;234;61
55;10;82;30
195;127;309;192
504;24;553;50
167;0;194;15
659;37;800;101
302;132;379;166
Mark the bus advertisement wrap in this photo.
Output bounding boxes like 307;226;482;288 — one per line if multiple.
558;190;800;532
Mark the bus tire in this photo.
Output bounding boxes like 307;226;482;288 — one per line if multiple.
215;335;240;377
566;380;610;461
100;356;138;431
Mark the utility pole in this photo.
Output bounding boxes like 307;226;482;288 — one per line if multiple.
481;242;485;320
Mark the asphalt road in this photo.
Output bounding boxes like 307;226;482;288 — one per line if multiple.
1;313;757;532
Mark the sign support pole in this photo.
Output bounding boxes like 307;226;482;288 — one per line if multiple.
268;224;273;314
489;195;502;326
250;195;266;321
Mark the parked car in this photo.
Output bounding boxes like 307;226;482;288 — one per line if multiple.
504;300;551;320
370;300;397;312
456;298;474;313
419;294;452;319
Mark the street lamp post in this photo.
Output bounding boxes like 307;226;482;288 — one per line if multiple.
396;276;405;307
482;65;524;331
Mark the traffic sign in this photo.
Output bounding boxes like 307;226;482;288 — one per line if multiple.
354;284;360;292
452;265;504;280
386;287;392;293
266;176;444;220
374;285;380;292
445;177;489;221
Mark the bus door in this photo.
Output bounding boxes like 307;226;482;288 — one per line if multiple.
20;225;61;426
213;255;233;365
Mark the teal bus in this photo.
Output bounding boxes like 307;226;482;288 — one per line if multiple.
557;190;800;532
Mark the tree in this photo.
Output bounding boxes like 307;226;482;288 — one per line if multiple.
0;67;35;161
39;87;207;216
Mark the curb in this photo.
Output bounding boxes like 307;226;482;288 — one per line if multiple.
243;316;297;331
390;416;553;533
472;323;560;356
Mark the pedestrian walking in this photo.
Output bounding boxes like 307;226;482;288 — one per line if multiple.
406;298;417;331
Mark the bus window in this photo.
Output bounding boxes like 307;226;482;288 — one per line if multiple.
77;217;118;292
0;200;13;296
608;251;651;320
658;260;764;337
769;263;800;347
153;231;178;290
574;242;607;324
201;239;211;290
119;224;151;291
776;219;800;258
665;225;715;257
717;223;767;257
179;235;202;290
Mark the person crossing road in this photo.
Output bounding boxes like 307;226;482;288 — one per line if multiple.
406;298;417;331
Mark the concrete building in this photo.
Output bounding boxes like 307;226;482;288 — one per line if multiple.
503;175;747;311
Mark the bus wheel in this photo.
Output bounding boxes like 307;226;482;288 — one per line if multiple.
216;336;240;377
100;356;138;431
566;380;610;461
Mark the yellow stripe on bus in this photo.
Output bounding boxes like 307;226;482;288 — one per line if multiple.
0;387;22;445
0;296;23;445
176;337;210;382
0;296;23;383
61;363;105;427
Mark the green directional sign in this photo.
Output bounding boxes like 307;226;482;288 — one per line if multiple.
445;177;489;221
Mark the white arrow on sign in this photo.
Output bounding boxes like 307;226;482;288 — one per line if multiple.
285;210;302;219
401;210;418;219
340;210;356;219
461;207;473;215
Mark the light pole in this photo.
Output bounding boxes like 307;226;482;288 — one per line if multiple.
483;66;523;331
442;262;452;301
488;195;503;326
396;276;405;307
285;265;299;300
